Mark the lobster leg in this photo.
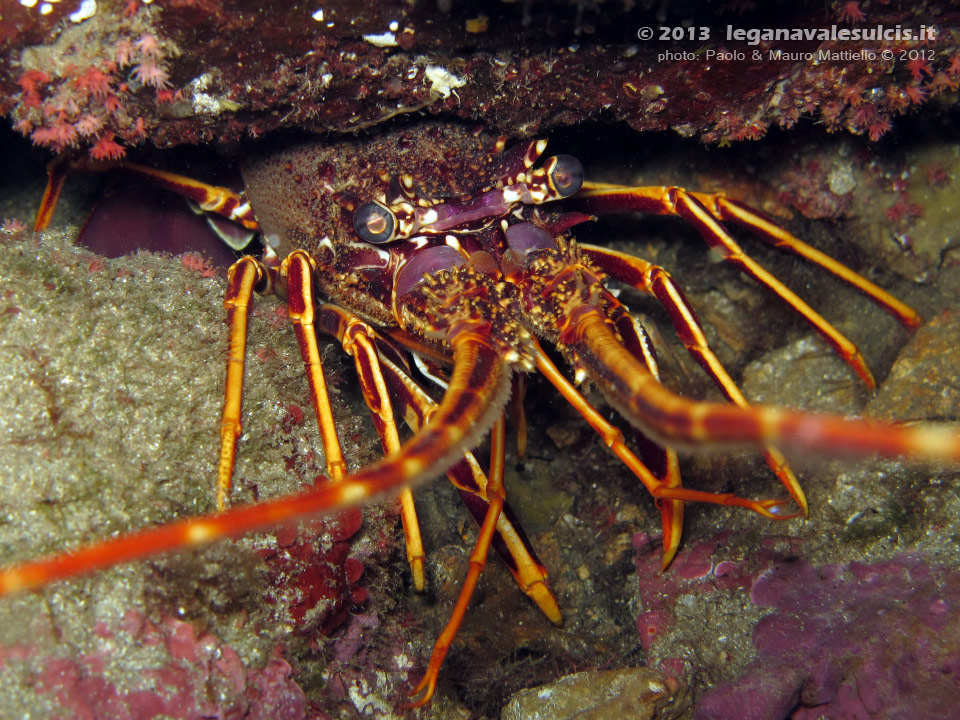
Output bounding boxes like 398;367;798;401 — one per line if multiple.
371;337;560;622
315;303;426;591
534;339;681;565
219;252;354;507
0;266;517;594
34;154;72;231
571;183;913;389
407;415;508;708
582;243;807;516
217;253;362;499
243;267;552;687
281;251;349;483
533;340;796;563
108;160;259;229
33;155;260;232
690;192;920;330
599;298;684;565
219;250;385;504
216;256;269;509
509;374;529;457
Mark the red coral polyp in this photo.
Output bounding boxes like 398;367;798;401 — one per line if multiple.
17;69;51;108
89;133;127;161
31;121;79;151
132;61;171;89
837;1;865;23
73;67;115;99
135;34;164;59
74;114;105;137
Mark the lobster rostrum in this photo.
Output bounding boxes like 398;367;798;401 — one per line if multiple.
9;121;960;706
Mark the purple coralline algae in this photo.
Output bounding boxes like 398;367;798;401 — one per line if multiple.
0;610;307;720
696;555;960;720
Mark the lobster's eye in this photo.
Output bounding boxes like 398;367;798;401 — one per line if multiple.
354;201;397;244
547;155;584;198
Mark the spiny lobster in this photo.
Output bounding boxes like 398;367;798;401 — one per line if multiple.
4;120;958;709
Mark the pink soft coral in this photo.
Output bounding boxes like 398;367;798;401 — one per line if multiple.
134;34;163;59
837;1;865;23
132;61;171;89
74;113;105;137
31;120;79;151
89;133;127;161
73;66;115;99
